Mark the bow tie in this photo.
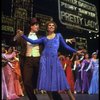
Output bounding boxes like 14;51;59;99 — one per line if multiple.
29;32;36;35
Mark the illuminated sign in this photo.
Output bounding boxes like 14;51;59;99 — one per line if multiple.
75;37;87;50
35;13;53;31
14;0;32;10
14;8;27;20
58;0;99;33
2;16;15;35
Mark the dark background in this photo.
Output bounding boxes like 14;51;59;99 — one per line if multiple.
1;0;99;54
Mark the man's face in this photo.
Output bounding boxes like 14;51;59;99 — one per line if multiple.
31;24;39;32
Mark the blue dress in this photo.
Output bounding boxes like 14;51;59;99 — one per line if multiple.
22;33;77;91
88;59;99;94
81;60;90;92
74;63;82;92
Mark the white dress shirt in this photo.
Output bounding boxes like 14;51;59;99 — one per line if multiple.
26;32;40;57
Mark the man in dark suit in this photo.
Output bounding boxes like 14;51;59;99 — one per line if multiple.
13;18;42;100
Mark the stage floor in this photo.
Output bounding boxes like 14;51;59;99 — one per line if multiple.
15;93;99;100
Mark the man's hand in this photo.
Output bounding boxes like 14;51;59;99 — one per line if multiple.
13;29;23;41
16;29;23;36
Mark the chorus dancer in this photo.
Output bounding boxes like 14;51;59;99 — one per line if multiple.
2;46;9;100
85;52;99;94
72;54;84;94
64;54;75;93
79;53;91;93
2;47;20;99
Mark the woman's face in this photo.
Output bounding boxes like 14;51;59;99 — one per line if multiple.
2;47;5;53
93;54;97;59
85;54;89;59
66;56;70;60
75;55;79;60
8;47;13;53
47;23;55;33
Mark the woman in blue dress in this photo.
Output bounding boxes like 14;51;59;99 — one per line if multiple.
79;53;91;93
85;52;99;94
17;21;83;100
72;54;84;93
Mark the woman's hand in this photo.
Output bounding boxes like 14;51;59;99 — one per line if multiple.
76;50;84;55
66;38;76;44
